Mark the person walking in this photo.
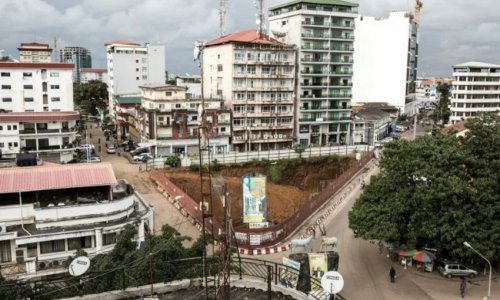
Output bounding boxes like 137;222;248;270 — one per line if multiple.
389;267;396;283
460;277;466;298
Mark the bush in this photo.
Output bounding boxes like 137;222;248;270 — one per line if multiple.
268;165;283;183
212;159;222;171
165;155;181;167
189;164;200;172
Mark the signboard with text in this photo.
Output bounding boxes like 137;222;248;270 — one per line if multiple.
242;173;267;223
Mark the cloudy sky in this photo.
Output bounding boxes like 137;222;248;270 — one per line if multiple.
1;0;499;77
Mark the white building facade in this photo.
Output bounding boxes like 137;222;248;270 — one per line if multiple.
0;62;78;162
18;43;52;63
0;163;153;279
269;0;358;146
450;62;500;124
352;11;419;111
80;68;108;84
106;40;165;116
139;85;231;155
203;30;296;152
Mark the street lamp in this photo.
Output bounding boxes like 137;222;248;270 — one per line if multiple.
463;241;491;300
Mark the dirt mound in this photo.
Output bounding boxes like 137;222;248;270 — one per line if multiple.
162;156;353;226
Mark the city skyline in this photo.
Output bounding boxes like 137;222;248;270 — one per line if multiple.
1;0;499;77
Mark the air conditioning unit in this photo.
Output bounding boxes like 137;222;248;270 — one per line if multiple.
0;223;6;233
278;134;283;138
16;248;26;264
274;134;279;139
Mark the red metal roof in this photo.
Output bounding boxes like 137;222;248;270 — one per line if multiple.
0;111;79;122
80;68;107;73
0;62;74;69
0;162;117;194
205;29;284;47
105;39;141;46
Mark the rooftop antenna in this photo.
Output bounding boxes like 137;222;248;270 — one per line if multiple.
219;0;229;36
254;0;265;37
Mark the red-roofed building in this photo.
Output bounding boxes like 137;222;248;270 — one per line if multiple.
0;61;78;162
0;162;154;279
203;29;297;152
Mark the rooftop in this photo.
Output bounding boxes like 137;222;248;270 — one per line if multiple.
0;111;80;122
0;162;117;194
139;84;187;91
453;62;500;68
116;95;141;105
205;29;286;47
105;39;141;46
353;107;390;121
269;0;358;11
0;62;74;69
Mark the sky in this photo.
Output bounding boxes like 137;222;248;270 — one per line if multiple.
1;0;499;77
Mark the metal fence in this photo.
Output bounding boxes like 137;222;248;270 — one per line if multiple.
13;256;345;300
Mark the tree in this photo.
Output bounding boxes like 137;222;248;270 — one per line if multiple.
74;80;108;116
431;83;451;126
349;114;500;264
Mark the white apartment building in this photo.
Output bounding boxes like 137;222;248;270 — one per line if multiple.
18;43;52;63
352;11;419;111
269;0;358;146
351;107;391;145
203;30;296;152
0;163;153;279
139;85;231;155
450;62;500;124
106;39;165;116
0;62;78;162
80;68;108;84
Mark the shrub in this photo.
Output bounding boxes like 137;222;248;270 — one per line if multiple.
212;159;222;171
189;164;200;172
165;155;181;167
268;165;282;183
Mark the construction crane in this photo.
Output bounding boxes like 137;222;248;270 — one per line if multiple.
414;0;423;24
219;0;228;36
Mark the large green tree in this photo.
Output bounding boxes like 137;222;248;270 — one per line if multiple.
74;80;108;115
349;114;500;264
431;83;451;126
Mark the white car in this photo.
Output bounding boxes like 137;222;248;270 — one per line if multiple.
84;156;101;163
77;144;95;151
133;153;153;162
106;146;116;154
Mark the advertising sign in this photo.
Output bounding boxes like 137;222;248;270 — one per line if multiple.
280;257;301;289
321;271;345;294
308;253;328;281
242;174;267;223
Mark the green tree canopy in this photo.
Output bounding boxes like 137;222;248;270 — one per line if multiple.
349;114;500;264
74;80;108;115
431;83;451;126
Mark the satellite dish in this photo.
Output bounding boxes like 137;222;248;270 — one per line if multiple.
68;256;91;277
321;271;344;294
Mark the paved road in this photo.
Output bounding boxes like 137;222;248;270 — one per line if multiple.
84;122;200;246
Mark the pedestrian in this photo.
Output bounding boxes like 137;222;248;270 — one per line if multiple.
389;266;396;283
460;277;466;298
89;133;93;138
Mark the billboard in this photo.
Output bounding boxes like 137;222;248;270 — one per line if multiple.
242;173;267;223
308;253;328;281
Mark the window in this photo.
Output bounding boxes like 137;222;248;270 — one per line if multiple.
51;97;60;102
0;125;2;130
103;233;116;246
14;142;18;147
68;237;92;250
159;104;165;109
136;77;139;80
136;68;139;72
50;72;59;77
1;85;11;90
142;75;148;80
40;240;66;253
0;72;10;77
165;92;172;96
0;240;11;263
217;64;223;72
136;59;139;63
24;85;33;89
50;85;60;89
0;142;3;147
2;97;12;102
23;72;32;77
7;125;11;130
13;125;17;130
175;104;181;108
24;97;34;102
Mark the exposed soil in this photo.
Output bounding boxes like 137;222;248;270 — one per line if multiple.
161;156;353;227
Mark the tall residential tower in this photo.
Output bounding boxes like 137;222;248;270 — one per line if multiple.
60;46;92;83
269;0;358;146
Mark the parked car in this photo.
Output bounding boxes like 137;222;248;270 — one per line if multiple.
106;146;116;154
396;125;408;132
438;261;477;278
131;147;149;156
133;153;153;162
77;144;95;151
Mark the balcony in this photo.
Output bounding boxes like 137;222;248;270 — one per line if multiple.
19;128;77;135
299;116;351;122
329;93;352;98
300;70;352;76
301;58;354;64
301;45;330;51
300;105;351;111
330;45;354;52
331;22;355;29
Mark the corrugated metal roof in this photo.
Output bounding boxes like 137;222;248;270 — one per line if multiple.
453;62;500;68
0;163;117;194
0;111;79;122
0;62;74;69
116;96;141;104
269;0;358;11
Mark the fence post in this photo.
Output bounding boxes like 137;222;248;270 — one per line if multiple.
274;262;278;285
267;265;272;300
